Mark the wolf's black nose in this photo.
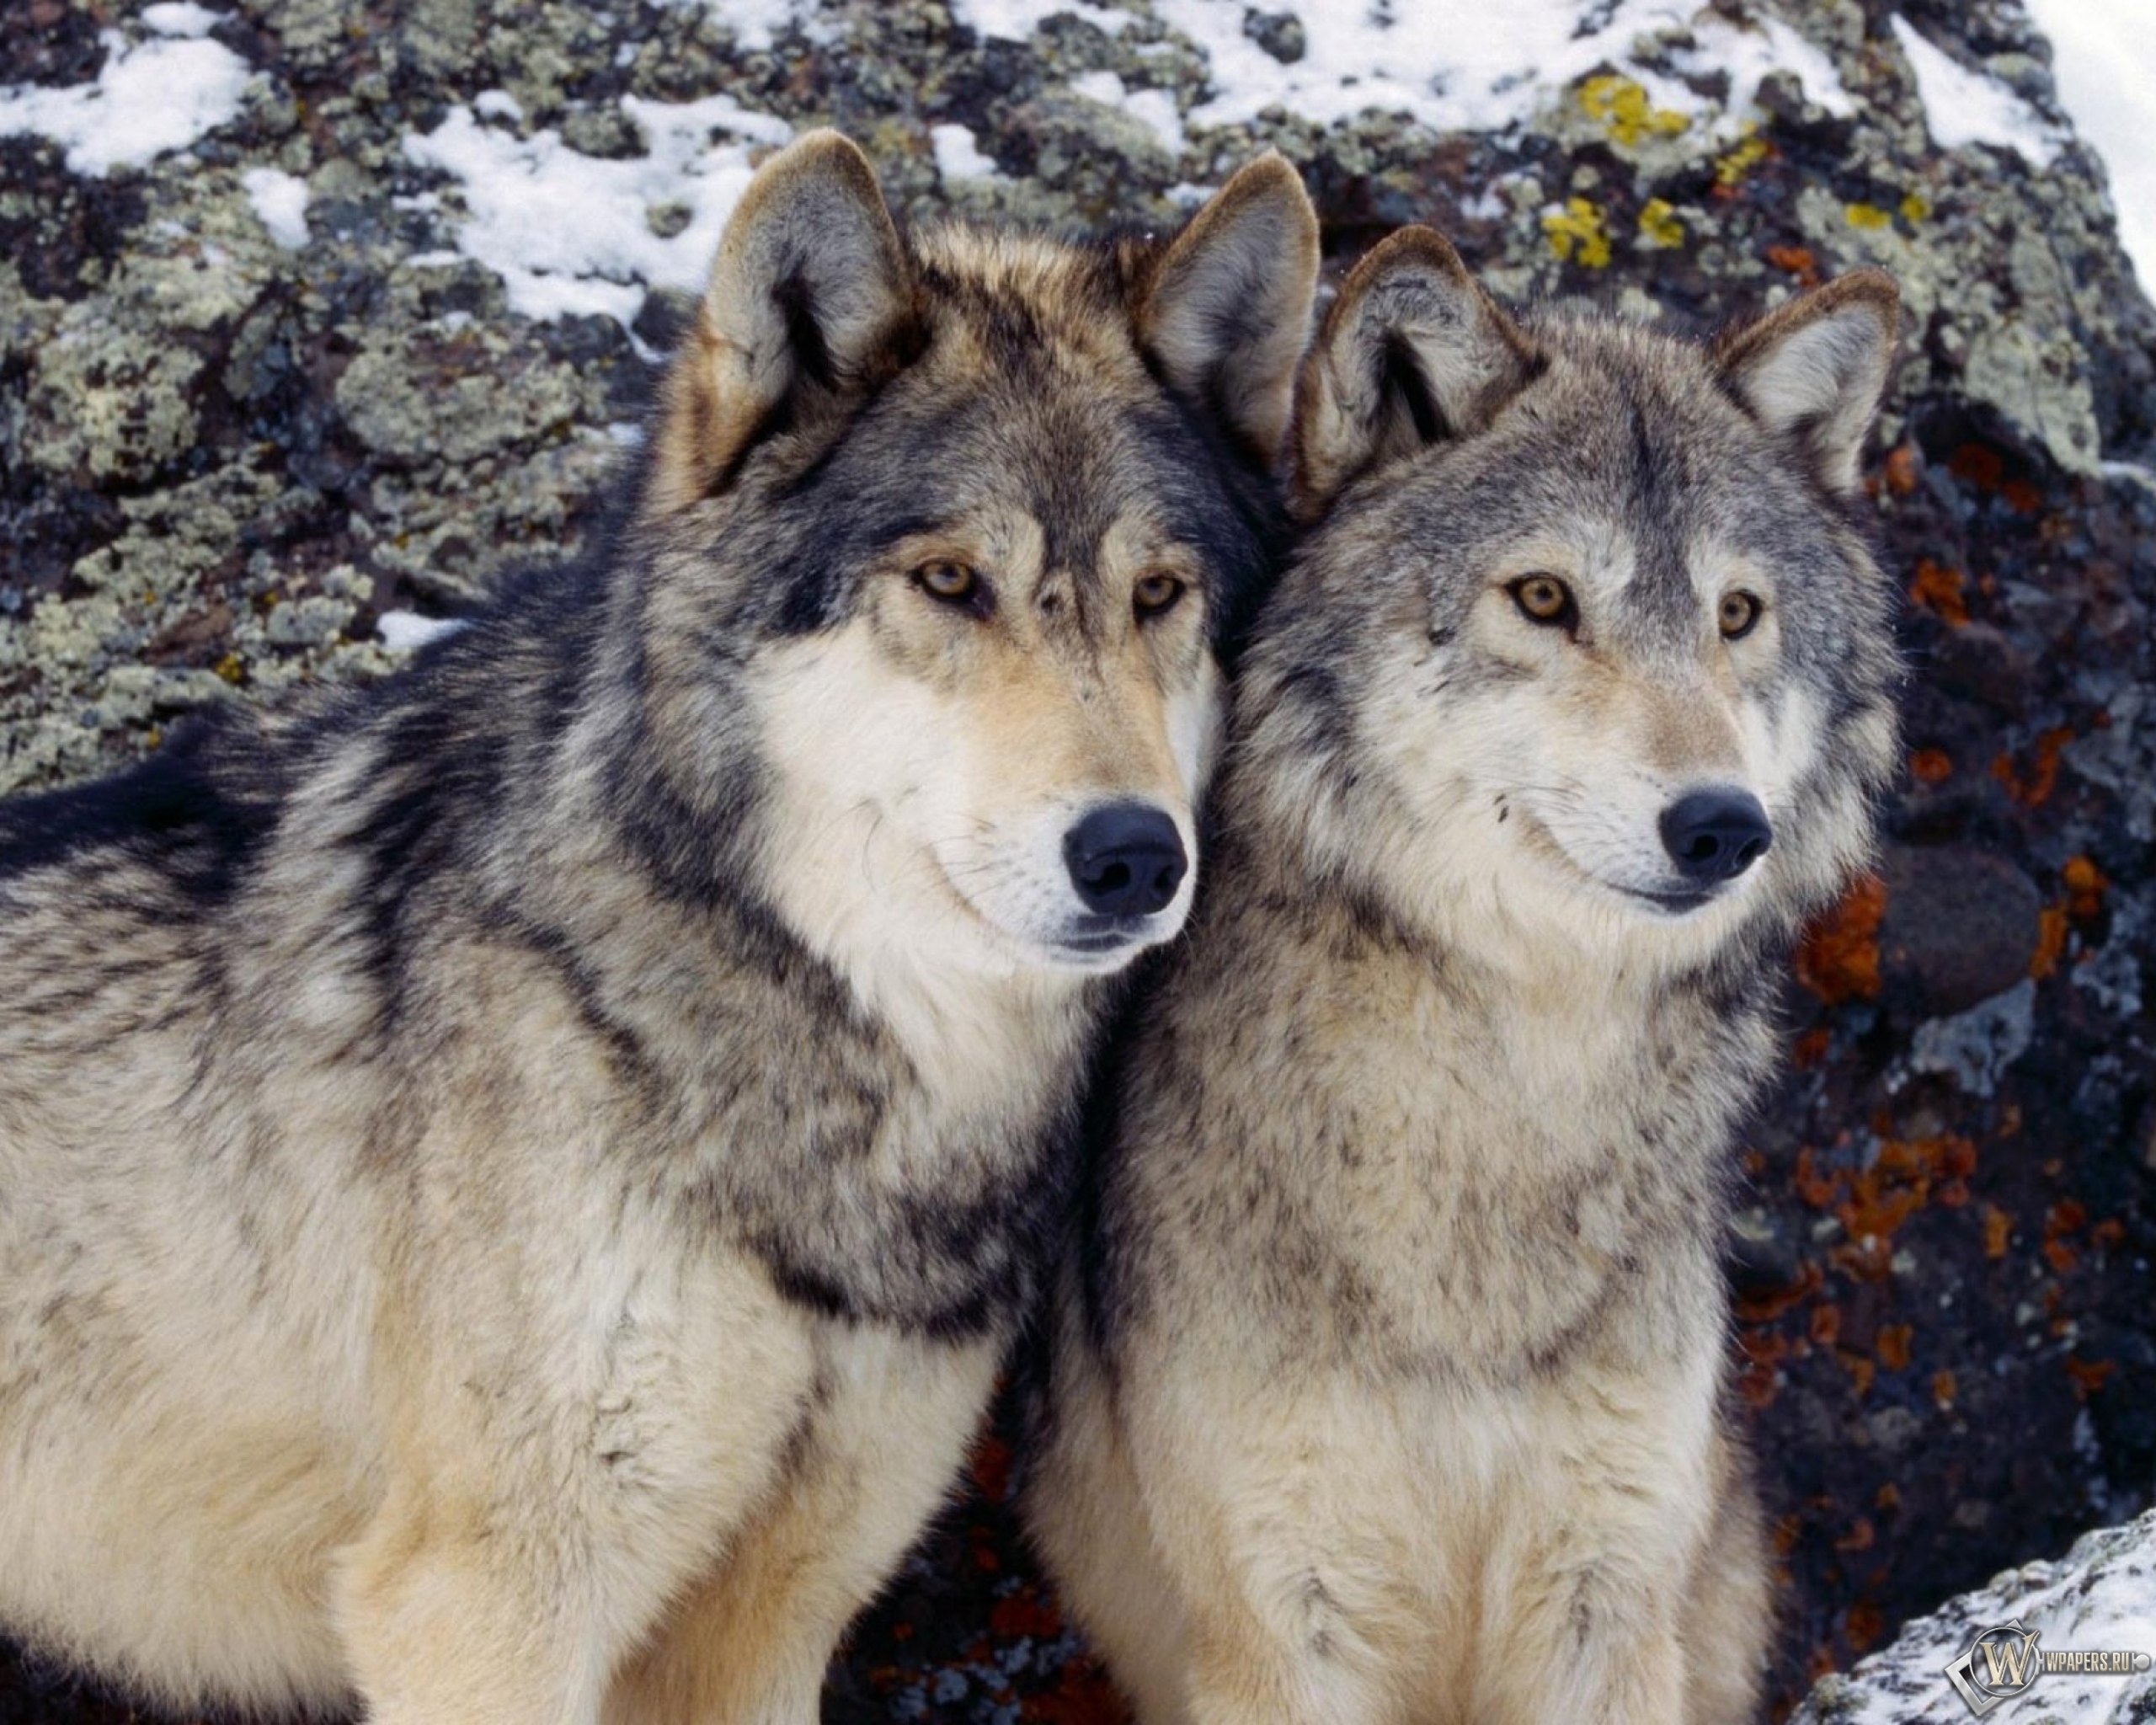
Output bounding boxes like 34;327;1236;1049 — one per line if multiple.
1065;804;1187;916
1660;789;1773;883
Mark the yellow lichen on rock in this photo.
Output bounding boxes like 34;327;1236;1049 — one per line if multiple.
1638;198;1685;249
1577;74;1689;149
1715;131;1770;187
1543;197;1613;267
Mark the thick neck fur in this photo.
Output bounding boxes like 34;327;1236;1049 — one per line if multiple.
1116;718;1786;1377
241;546;1102;1337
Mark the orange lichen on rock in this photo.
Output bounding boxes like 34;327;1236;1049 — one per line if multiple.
1737;1258;1823;1323
1931;1370;1956;1410
1764;242;1820;284
1948;442;2044;511
1737;1327;1790;1407
1876;1325;1913;1371
2031;904;2070;980
1992;724;2075;806
1908;558;1970;625
1908;747;1953;784
2065;1356;2115;1400
1796;875;1886;1003
1846;1601;1886;1652
1983;1204;2014;1258
1834;1517;1876;1553
1880;444;1920;496
2063;854;2109;917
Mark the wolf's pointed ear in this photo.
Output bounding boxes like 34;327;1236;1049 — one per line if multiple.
1714;270;1899;496
1138;153;1321;468
650;131;915;512
1289;226;1540;519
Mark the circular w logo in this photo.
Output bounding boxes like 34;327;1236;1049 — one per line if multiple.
1943;1619;2044;1717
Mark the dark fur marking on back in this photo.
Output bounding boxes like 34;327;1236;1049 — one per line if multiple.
0;713;283;908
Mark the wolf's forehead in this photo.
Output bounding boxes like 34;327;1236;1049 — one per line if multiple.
915;226;1147;374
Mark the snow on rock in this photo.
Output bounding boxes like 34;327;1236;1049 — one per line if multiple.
139;3;226;37
930;121;1003;183
1794;1510;2156;1723
1069;70;1186;157
0;28;253;176
1891;14;2065;168
402;93;792;326
376;612;471;653
1126;0;1850;139
241;166;311;249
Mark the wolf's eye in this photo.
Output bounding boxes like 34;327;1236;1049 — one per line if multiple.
1509;574;1577;632
1133;573;1185;619
912;560;981;608
1719;590;1764;641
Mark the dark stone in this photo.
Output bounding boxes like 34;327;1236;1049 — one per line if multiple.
1878;843;2044;1017
1243;8;1307;63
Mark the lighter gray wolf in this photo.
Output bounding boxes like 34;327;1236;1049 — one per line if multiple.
0;133;1320;1722
1023;229;1901;1725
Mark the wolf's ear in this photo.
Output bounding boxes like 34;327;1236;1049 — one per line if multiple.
1714;270;1899;496
1289;226;1540;519
650;131;915;512
1137;153;1321;468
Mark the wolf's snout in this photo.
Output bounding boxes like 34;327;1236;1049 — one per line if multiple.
1064;804;1187;916
1660;789;1772;883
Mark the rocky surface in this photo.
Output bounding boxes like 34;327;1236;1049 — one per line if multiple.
1793;1509;2156;1722
1;0;2152;1720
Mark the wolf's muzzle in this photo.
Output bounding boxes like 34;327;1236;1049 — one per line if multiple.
1063;803;1187;917
1660;789;1773;884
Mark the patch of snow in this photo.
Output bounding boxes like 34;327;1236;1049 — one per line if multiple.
472;88;525;123
0;29;253;175
1670;12;1855;120
2020;0;2156;286
141;2;224;37
955;0;1131;42
1130;0;1819;138
403;91;791;326
1891;14;2065;167
376;611;470;652
1069;69;1186;156
1795;1511;2156;1723
241;165;310;249
930;121;1003;183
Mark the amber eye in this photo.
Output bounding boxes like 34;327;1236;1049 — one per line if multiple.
1134;572;1185;619
912;560;980;606
1719;590;1764;641
1509;574;1577;631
